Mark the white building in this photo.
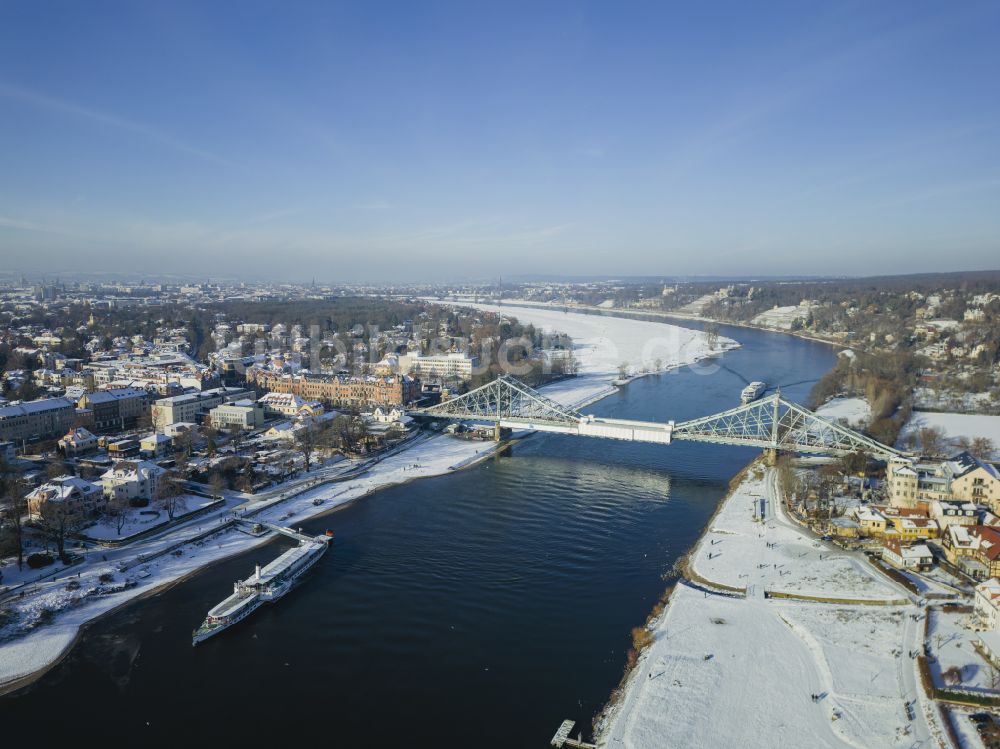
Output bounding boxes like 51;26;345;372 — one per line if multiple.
209;399;265;429
258;392;324;418
881;539;933;570
371;406;412;426
27;475;104;520
398;352;478;382
163;422;199;438
100;460;166;504
151;387;255;430
140;433;173;459
929;499;978;529
58;427;98;456
975;578;1000;630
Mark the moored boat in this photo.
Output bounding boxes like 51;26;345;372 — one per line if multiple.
192;534;331;645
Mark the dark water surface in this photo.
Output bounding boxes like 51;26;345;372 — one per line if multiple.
2;323;835;747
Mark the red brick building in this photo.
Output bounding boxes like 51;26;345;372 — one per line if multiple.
247;369;420;409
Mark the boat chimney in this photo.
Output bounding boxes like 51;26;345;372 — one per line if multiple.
255;563;262;580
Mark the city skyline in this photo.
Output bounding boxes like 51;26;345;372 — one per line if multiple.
2;1;1000;280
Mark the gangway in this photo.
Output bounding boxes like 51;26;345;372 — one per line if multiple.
234;519;316;545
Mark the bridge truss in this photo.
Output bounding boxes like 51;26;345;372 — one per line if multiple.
671;393;900;458
421;374;583;426
415;375;901;459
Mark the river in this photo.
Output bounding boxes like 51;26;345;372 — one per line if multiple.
0;322;835;747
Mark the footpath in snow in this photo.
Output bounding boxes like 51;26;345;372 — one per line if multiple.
0;435;503;692
599;465;944;749
688;468;901;602
1;304;725;694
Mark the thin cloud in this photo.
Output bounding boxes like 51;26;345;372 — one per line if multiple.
0;215;66;234
0;81;242;169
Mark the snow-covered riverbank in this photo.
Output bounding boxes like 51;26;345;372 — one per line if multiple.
458;302;739;385
0;436;504;693
597;465;945;749
0;305;727;695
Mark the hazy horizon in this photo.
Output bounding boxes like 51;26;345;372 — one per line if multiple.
3;1;1000;281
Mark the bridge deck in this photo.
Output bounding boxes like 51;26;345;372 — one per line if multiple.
500;415;673;444
414;375;901;459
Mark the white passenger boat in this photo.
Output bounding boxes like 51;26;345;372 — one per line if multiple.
740;381;766;404
192;533;331;645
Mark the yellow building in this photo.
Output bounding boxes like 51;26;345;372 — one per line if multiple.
946;453;1000;509
855;506;887;537
881;507;939;541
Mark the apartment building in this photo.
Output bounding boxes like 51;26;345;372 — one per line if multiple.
398;352;478;382
0;397;76;443
77;387;152;432
887;452;1000;511
151;387;255;430
247;369;419;408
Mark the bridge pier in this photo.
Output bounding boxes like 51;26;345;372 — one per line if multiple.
764;448;780;466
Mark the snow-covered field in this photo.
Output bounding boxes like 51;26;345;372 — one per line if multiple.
601;584;930;749
816;396;872;429
457;302;738;378
1;304;729;694
598;465;943;749
927;607;997;694
81;494;218;541
900;411;1000;458
689;469;903;602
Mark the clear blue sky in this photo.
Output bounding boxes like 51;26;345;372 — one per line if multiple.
1;1;999;281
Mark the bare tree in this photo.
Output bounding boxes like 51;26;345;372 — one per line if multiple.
155;469;185;520
775;454;797;502
0;471;28;569
173;430;194;461
295;421;319;472
107;491;130;537
919;426;947;458
705;322;720;350
987;661;1000;691
332;414;367;454
45;455;67;481
970;436;996;460
209;471;226;499
228;424;245;450
37;498;82;562
942;665;963;686
839;451;868;478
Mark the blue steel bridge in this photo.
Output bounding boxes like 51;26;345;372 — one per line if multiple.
413;375;901;459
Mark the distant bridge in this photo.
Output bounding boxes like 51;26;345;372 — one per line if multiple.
414;375;901;459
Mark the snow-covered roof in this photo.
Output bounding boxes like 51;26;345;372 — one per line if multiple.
976;578;1000;601
28;475;102;502
0;397;74;419
947;451;1000;481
